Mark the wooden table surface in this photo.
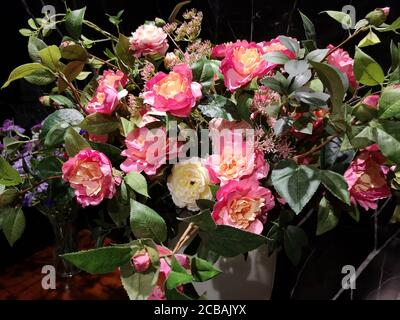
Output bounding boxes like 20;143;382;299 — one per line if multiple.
0;230;128;300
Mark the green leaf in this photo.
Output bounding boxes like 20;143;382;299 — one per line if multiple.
206;225;266;257
39;45;61;71
115;33;136;70
271;161;320;215
372;121;400;164
49;95;75;108
319;170;350;205
235;91;252;122
61;246;132;274
80;113;120;135
263;51;290;65
358;30;381;48
284;60;309;76
165;256;193;290
347;205;360;222
390;41;400;70
61;45;88;61
19;28;34;37
130;199;167;243
28;36;47;62
299;10;316;41
306;49;329;63
178;209;216;232
354;47;385;86
40;109;84;139
191;57;215;94
191;256;221;282
2;63;50;89
284;225;308;265
378;86;400;119
309;61;346;114
24;68;56;86
64;127;91;157
261;75;288;95
278;36;300;55
317;197;339;236
379;16;400;32
120;261;159;300
65;7;86;39
0;157;23;186
2;208;25;246
58;61;85;92
36;156;63;179
0;189;19;207
108;183;130;227
125;171;149;198
323;10;352;28
197;95;236;120
293;90;329;107
290;70;312;91
121;117;135;137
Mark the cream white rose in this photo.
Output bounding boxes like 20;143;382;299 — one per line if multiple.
167;158;213;211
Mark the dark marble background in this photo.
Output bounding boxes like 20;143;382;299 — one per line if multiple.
0;0;399;300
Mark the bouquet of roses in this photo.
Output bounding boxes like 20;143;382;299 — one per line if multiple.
1;2;400;299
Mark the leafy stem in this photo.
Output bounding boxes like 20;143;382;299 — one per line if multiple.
324;27;369;60
19;175;62;195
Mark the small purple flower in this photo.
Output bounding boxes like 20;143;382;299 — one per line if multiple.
12;155;32;174
22;192;34;207
31;122;43;133
0;119;25;134
36;182;49;193
79;129;88;136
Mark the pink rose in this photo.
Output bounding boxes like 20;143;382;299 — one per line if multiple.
220;40;274;92
362;95;379;109
212;178;275;234
206;129;269;185
326;45;357;88
85;70;128;115
148;246;189;300
129;24;169;58
258;37;297;59
98;70;128;89
85;85;128;115
62;149;120;207
120;127;180;176
211;42;234;59
131;251;151;273
344;144;391;210
142;64;202;117
382;7;390;16
209;118;252;132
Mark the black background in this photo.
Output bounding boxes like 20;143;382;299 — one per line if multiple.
0;0;399;300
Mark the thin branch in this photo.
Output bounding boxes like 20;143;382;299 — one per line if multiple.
324;27;368;60
58;73;84;110
291;136;337;162
88;54;119;70
332;226;400;300
19;175;62;195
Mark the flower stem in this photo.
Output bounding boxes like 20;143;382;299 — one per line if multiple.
172;223;199;254
19;175;62;195
324;27;368;60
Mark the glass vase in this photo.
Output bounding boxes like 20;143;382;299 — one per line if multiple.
48;213;80;278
